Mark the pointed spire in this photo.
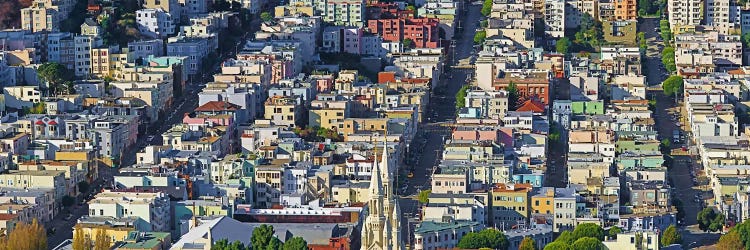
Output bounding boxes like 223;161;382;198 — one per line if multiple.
369;153;383;197
392;198;401;223
380;140;389;171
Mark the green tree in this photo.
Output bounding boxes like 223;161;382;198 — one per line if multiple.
481;0;492;16
268;237;282;250
660;139;671;150
661;225;682;246
571;237;604;250
252;225;275;250
555;231;575;244
638;32;647;51
402;38;414;49
28;102;46;114
506;81;519;111
212;239;230;250
282;237;308;250
37;62;73;95
659;19;672;42
62;195;75;207
556;37;571;54
572;223;605;241
474;30;487;44
455;84;470;109
661;46;676;73
717;230;744;250
607;226;622;240
543;241;571;250
260;12;273;22
78;181;90;193
662;75;684;97
519;237;537;250
417;190;431;203
697;208;724;232
457;229;509;250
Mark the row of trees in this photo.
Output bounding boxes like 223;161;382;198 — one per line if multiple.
455;85;470;109
292;126;344;142
661;46;676;73
481;0;492;16
0;219;47;250
456;228;509;249
72;227;111;250
211;225;308;250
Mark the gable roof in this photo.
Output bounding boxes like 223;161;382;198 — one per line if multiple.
171;216;253;248
194;101;241;112
516;99;545;113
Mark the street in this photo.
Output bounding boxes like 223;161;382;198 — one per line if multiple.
639;17;720;247
398;2;483;246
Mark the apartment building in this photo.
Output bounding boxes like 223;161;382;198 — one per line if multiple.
323;0;365;27
544;0;565;38
367;18;441;48
136;9;177;39
674;31;743;73
613;0;636;20
667;0;703;31
254;165;284;208
0;171;67;207
414;220;484;250
264;96;303;127
532;187;578;232
167;36;212;75
87;191;171;232
490;183;532;228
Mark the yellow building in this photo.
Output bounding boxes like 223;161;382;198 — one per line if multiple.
490;183;532;228
274;5;314;17
55;150;98;180
264;96;301;127
331;182;369;204
531;187;555;215
74;222;135;245
254;165;284;208
174;200;230;219
0;170;67;203
341;118;389;136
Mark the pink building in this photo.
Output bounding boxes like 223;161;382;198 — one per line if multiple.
452;127;499;142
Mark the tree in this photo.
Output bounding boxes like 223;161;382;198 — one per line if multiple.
4;219;47;250
260;12;273;22
402;38;414;49
37;62;73;95
697;208;725;232
481;0;492;16
607;226;622;240
638;32;647;51
73;226;87;250
27;102;46;114
555;231;575;245
659;19;672;42
474;30;487;44
282;237;308;250
660;139;671;151
62;195;76;207
571;237;604;250
457;229;509;250
543;241;571;250
661;225;682;246
268;237;282;250
455;84;470;109
519;237;537;250
212;240;247;250
506;81;519;111
252;225;275;250
572;223;605;241
556;37;571;54
78;181;90;193
717;230;744;250
662;75;684;98
94;229;111;250
417;190;431;203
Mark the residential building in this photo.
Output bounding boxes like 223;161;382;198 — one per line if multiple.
264;96;303;127
137;8;177;39
87;190;171;232
667;0;703;32
413;220;484;250
490;183;532;228
614;0;636;20
323;0;365;27
367;18;441;48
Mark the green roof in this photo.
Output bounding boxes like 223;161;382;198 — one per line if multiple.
117;231;170;249
414;220;481;234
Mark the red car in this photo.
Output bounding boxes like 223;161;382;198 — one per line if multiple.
681;146;688;151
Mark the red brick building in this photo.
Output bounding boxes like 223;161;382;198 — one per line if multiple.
367;18;440;48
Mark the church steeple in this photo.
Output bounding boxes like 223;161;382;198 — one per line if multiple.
392;200;403;250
